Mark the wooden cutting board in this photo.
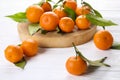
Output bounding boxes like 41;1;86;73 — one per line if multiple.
17;23;97;48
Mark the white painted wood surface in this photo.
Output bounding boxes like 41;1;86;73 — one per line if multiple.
0;0;120;80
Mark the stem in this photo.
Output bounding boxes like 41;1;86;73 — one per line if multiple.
53;0;64;9
81;0;84;14
56;0;64;4
103;26;106;30
72;43;89;62
72;43;78;60
81;0;84;5
18;44;21;46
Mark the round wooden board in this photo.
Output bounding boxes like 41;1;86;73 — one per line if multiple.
17;23;97;48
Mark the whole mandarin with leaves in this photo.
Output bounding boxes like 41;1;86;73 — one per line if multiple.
76;5;91;16
41;2;52;12
40;12;59;31
66;56;87;75
75;15;91;30
53;8;67;19
4;45;23;63
21;39;38;57
26;5;44;23
59;17;74;33
93;30;113;50
64;0;77;11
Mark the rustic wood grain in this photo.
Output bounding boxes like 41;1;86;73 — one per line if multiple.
17;23;97;48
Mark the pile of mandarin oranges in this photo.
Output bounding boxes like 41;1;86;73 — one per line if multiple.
26;0;91;32
26;0;113;50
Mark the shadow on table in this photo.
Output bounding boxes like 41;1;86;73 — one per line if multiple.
86;66;100;75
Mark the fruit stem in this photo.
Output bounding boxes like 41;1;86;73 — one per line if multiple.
103;26;106;30
72;43;88;62
81;0;85;14
53;0;64;9
81;0;84;5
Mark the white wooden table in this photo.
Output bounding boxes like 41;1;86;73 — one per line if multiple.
0;0;120;80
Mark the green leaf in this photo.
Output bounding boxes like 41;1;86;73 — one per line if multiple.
53;4;58;9
28;23;49;35
111;42;120;50
28;23;40;35
47;0;52;2
83;1;93;9
56;27;65;34
88;57;110;67
53;0;64;9
93;9;103;18
56;27;62;33
14;57;26;69
41;29;48;34
86;14;117;26
64;7;76;21
6;12;27;22
72;43;110;67
56;0;64;4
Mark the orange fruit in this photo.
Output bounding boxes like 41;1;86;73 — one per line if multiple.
26;5;44;23
4;45;23;63
59;17;74;32
66;56;87;75
41;2;52;12
75;15;91;30
21;39;38;57
76;6;90;16
40;12;59;31
64;0;77;11
53;8;67;19
93;30;113;50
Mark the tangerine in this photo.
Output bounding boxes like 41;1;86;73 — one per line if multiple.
75;15;91;30
66;56;87;75
4;45;23;63
41;2;52;12
59;17;74;32
93;30;113;50
26;5;44;23
64;0;77;11
40;12;59;31
21;39;38;57
75;6;90;16
53;8;67;19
